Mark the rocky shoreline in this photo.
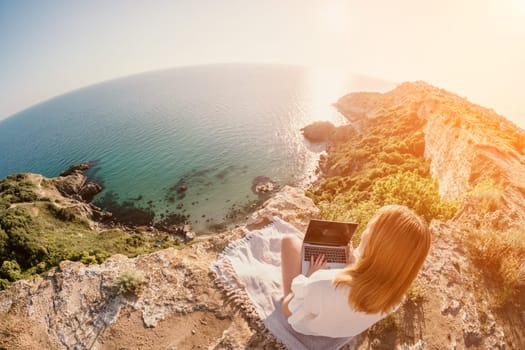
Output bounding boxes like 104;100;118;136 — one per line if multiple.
60;161;288;242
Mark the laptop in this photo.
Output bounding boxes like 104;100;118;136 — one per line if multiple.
301;219;358;275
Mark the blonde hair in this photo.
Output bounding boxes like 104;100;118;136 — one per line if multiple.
333;205;431;314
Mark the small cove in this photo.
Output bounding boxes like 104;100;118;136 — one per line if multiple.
0;64;394;233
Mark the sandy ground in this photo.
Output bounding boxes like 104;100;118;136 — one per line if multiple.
97;308;232;350
0;314;63;350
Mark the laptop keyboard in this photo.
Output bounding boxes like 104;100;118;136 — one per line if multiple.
304;246;347;263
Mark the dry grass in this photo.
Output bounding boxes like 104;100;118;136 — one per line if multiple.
462;179;503;215
466;228;525;307
405;279;428;307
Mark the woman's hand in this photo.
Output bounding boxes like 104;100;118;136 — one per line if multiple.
345;241;357;265
306;254;330;277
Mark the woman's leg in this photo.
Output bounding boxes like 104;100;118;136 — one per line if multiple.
281;234;302;296
281;234;303;317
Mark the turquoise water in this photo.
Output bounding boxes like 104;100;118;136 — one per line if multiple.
0;64;393;232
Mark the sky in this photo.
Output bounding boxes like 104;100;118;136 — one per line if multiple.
1;0;525;128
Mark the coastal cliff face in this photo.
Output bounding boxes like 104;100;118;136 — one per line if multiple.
1;81;525;349
332;81;525;349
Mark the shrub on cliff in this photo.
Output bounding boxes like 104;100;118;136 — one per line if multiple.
46;203;79;222
0;174;38;203
0;207;47;269
0;260;22;281
461;179;503;215
316;171;457;242
0;278;10;290
370;171;457;222
466;228;525;307
111;267;146;296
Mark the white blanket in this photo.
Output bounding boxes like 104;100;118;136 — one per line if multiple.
211;217;353;350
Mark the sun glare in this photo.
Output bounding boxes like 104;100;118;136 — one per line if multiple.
488;0;525;33
317;2;350;35
512;0;525;14
305;67;349;125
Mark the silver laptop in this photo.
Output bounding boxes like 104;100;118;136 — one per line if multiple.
301;219;358;275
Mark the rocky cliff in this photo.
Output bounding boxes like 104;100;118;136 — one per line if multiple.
332;81;525;349
0;184;321;349
1;81;525;349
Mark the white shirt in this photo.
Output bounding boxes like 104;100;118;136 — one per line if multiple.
287;269;393;338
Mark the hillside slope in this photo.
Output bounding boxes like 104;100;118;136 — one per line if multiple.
328;81;525;349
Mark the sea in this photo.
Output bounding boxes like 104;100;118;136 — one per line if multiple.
0;64;394;233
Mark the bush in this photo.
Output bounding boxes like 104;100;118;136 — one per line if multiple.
466;228;525;307
370;171;457;222
0;175;38;203
0;174;169;288
0;260;22;281
0;207;31;231
461;179;503;215
0;278;10;290
126;234;145;248
46;204;78;222
0;227;7;257
111;268;146;296
315;171;457;243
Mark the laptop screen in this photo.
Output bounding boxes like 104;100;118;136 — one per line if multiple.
304;219;358;246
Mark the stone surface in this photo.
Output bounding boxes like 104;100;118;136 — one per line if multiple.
0;244;231;350
79;181;103;202
246;185;320;232
53;162;103;203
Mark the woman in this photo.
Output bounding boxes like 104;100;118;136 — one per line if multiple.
280;205;431;338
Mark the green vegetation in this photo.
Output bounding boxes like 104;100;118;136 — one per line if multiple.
0;174;38;203
0;174;185;290
307;109;457;243
111;267;146;296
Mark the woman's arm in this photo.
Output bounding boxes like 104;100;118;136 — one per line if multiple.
346;241;357;264
283;255;328;317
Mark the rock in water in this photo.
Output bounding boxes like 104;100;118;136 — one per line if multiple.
59;162;91;177
54;162;103;203
300;121;336;143
79;182;103;202
251;176;278;194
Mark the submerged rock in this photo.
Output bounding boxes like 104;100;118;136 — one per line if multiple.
251;176;279;194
